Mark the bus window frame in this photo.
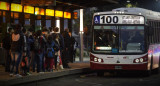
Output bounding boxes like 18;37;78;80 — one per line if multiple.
91;24;147;55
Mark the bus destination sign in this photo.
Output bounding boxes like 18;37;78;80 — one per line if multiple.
94;15;144;24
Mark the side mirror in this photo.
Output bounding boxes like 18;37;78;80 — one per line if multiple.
147;26;154;36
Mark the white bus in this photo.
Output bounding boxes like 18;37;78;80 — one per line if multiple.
90;7;160;76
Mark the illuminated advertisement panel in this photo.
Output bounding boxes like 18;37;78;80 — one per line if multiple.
64;12;71;19
55;10;63;17
35;7;44;15
0;1;9;11
46;9;54;16
11;3;22;12
24;6;34;14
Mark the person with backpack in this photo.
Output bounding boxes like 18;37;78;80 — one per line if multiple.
42;28;48;72
21;28;34;75
21;28;28;75
28;28;35;72
10;25;24;77
44;35;55;72
33;30;46;73
2;27;14;72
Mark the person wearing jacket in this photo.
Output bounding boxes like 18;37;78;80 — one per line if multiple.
52;27;64;69
68;32;78;62
33;30;46;73
21;28;34;75
42;28;48;72
28;28;35;72
44;35;55;72
62;28;71;68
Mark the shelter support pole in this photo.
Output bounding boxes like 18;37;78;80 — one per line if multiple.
80;9;84;62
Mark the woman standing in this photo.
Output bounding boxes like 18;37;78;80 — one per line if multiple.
10;25;24;77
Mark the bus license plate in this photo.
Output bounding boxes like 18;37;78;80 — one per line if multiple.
115;66;122;69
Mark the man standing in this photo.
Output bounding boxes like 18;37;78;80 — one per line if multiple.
33;30;46;73
62;28;72;68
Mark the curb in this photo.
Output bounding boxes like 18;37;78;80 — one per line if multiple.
0;68;91;86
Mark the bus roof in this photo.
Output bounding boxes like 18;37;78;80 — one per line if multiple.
94;7;160;20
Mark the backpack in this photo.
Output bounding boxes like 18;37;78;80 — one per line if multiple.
46;42;55;58
34;36;42;51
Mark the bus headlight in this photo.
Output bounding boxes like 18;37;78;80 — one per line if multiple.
135;59;139;63
140;58;143;62
133;55;148;63
98;58;102;62
94;58;98;62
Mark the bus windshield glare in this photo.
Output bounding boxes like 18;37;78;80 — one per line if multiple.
93;26;144;53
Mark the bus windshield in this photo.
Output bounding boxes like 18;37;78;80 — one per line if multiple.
93;26;145;53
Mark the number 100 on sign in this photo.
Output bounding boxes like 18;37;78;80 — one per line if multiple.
100;16;119;24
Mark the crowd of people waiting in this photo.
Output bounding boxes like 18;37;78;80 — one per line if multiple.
2;24;78;77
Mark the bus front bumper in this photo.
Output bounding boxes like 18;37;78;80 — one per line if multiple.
90;62;148;71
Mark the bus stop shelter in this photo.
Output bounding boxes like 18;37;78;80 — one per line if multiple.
0;0;120;64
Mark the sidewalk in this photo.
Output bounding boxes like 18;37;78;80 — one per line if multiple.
0;62;90;86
